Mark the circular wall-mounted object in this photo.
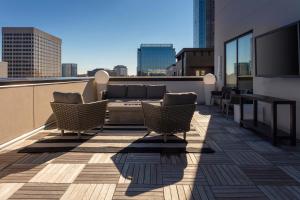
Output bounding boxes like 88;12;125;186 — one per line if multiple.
95;70;110;84
203;73;216;85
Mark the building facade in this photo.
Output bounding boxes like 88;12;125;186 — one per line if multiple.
214;0;300;138
113;65;128;76
62;63;77;77
137;44;176;76
176;48;214;76
193;0;214;48
0;62;8;78
2;27;61;78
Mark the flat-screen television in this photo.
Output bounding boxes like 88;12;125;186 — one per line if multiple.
255;22;300;77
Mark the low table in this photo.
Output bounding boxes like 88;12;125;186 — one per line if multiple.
107;101;144;125
240;94;296;146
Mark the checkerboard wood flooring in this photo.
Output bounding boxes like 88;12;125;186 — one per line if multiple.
0;106;300;199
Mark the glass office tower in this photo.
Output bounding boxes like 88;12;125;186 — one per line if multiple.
137;44;176;76
193;0;214;48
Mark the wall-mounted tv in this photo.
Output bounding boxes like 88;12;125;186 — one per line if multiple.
255;22;300;77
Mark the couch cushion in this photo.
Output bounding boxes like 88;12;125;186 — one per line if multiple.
146;85;166;99
127;85;147;98
106;85;127;98
53;92;83;104
162;92;197;106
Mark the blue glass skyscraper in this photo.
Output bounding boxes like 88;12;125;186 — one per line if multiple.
193;0;214;48
137;44;176;76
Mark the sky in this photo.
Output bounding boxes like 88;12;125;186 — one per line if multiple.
0;0;193;75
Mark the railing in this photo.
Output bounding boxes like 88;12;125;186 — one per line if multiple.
0;78;96;145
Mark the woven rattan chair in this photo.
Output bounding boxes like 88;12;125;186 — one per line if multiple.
50;100;108;138
142;102;196;142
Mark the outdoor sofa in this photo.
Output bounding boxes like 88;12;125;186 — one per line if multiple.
102;84;167;102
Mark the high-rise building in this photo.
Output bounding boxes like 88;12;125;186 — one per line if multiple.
176;48;214;76
113;65;128;76
137;44;176;76
193;0;214;48
62;63;78;77
0;61;8;78
2;27;61;78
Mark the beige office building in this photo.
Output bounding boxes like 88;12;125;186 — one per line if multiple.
2;27;61;78
0;61;8;78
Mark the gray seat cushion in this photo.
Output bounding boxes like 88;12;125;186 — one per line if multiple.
162;92;197;106
107;85;127;98
53;92;83;104
127;85;147;98
146;85;166;99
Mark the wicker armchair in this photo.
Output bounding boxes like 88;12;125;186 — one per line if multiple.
142;101;196;142
50;100;108;138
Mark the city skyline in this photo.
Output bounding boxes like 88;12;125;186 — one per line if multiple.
0;0;193;75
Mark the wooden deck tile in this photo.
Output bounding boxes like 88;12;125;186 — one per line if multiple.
189;153;234;165
114;184;163;200
162;165;208;185
261;153;300;166
119;163;162;185
226;151;272;166
201;165;253;186
14;153;60;164
9;183;68;200
280;166;300;183
75;164;122;184
61;184;116;200
0;151;27;166
214;142;253;151
259;186;300;200
212;186;268;200
164;185;214;200
208;133;240;143
161;154;188;165
246;141;283;153
30;164;85;183
241;166;300;186
0;164;45;183
89;153;127;164
0;183;24;200
127;153;161;163
51;152;93;164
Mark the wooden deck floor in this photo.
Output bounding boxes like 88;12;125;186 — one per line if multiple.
1;106;300;200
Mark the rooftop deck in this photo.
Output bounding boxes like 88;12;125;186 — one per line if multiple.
0;106;300;200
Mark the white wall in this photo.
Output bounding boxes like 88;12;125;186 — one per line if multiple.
0;80;96;144
215;0;300;137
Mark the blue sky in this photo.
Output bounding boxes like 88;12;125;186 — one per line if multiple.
0;0;193;75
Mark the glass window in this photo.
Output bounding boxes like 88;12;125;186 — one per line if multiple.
225;40;237;88
238;34;252;76
225;32;253;90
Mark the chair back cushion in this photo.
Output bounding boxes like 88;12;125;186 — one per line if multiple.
162;92;197;106
127;85;147;98
146;85;166;99
107;85;127;98
53;92;83;104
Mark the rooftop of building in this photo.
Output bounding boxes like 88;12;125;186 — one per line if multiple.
2;27;62;42
176;48;214;58
139;44;174;48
